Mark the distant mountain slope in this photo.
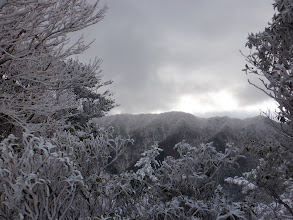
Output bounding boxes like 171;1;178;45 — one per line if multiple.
93;111;277;173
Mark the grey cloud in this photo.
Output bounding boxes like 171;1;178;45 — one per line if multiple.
233;81;271;107
75;0;275;116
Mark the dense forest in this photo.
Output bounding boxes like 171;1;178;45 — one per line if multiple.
0;0;292;219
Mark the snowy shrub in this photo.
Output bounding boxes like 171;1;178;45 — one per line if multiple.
135;143;162;181
53;124;133;175
225;142;293;219
49;124;134;218
0;132;83;219
104;141;254;219
141;142;251;219
0;126;135;219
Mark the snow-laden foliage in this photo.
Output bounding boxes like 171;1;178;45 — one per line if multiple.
52;124;133;218
239;0;293;218
226;141;293;219
51;124;133;174
98;142;254;219
135;143;162;181
243;0;293;135
0;132;83;219
138;142;252;220
0;0;114;138
0;125;134;219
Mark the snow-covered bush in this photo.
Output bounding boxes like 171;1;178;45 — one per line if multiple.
52;124;133;175
48;123;134;218
0;125;135;219
225;142;293;219
135;143;162;181
105;141;254;219
0;132;83;219
141;142;252;219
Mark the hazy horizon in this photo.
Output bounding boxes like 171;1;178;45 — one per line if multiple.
103;109;272;120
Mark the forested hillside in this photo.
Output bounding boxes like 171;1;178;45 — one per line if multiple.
94;112;278;173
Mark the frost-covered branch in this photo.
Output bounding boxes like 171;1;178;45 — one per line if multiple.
0;0;114;137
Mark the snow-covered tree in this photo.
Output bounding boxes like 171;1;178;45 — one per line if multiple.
0;0;114;138
0;1;129;218
243;0;293;140
239;0;293;218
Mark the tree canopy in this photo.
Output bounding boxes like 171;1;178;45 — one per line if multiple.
0;0;114;138
238;0;293;218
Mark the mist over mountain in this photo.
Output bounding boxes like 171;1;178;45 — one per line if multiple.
94;111;278;173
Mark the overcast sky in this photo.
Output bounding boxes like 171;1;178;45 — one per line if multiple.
74;0;277;118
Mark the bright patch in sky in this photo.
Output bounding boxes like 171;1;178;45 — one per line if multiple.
174;92;278;118
175;91;237;114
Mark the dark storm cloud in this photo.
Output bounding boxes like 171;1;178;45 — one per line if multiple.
76;0;275;116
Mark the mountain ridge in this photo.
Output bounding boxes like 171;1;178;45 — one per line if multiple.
93;111;277;173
